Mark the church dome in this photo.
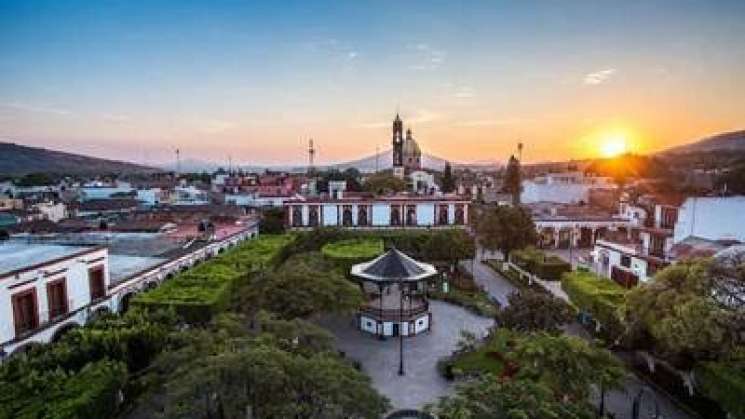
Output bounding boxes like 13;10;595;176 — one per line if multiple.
403;130;421;157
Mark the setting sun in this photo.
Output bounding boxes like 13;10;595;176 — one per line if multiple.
600;134;628;158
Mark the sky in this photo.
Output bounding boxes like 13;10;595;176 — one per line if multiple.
1;0;745;167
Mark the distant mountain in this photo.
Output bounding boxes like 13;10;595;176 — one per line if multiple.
0;142;159;176
333;149;500;172
661;129;745;155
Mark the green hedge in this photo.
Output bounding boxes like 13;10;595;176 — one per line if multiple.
511;247;571;281
279;228;474;265
561;271;627;338
321;238;384;274
133;235;293;322
0;359;127;419
695;360;745;419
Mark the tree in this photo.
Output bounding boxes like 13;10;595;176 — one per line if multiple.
161;341;389;419
511;333;625;401
473;204;537;260
497;291;573;334
624;257;744;366
441;162;455;193
260;207;285;234
428;375;596;419
503;155;521;205
251;253;363;319
362;172;406;194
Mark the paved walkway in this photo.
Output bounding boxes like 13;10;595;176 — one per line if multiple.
459;259;516;307
316;300;494;411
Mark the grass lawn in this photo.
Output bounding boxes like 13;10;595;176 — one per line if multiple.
320;238;384;259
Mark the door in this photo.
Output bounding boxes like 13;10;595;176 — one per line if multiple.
392;323;399;337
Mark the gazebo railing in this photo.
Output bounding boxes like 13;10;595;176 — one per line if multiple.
359;300;429;321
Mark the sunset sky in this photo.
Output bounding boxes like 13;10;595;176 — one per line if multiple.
1;0;744;166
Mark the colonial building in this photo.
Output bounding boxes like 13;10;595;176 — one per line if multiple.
528;202;631;249
521;171;616;205
592;195;745;287
392;114;422;178
284;194;470;229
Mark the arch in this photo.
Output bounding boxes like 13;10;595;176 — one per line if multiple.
539;227;555;248
454;205;465;225
292;207;302;227
390;206;401;226
357;206;368;226
118;292;136;313
145;281;158;290
437;205;449;225
89;306;112;322
342;206;353;226
51;321;81;342
406;206;417;226
10;341;43;357
309;206;320;227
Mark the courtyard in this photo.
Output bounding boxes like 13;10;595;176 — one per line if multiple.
317;300;494;411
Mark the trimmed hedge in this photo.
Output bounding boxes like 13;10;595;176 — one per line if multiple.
561;271;627;338
511;247;571;281
695;360;745;419
133;235;293;322
279;227;475;265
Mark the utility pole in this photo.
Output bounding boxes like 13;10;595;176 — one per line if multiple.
308;138;315;174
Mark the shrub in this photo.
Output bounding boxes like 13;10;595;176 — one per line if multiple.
133;235;293;322
695;360;745;419
511;247;571;281
561;270;627;340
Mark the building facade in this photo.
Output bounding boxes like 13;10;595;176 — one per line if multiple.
391;114;422;178
284;196;470;229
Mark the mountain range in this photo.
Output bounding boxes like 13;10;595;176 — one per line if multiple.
2;128;743;176
0;142;159;176
660;129;745;155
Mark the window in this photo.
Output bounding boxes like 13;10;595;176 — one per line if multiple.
620;255;631;268
89;266;106;300
12;289;38;336
47;279;68;319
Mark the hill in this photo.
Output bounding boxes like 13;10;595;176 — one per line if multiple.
0;142;159;176
661;129;745;155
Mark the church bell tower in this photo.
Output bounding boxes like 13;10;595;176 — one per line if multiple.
392;113;405;178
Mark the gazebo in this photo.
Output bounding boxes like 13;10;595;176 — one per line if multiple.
351;248;437;339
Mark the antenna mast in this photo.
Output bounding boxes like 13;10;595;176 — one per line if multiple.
308;138;316;173
175;148;181;174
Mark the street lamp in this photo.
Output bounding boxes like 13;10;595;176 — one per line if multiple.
398;276;405;376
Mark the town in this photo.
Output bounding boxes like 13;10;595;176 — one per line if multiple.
2;1;745;419
2;112;744;419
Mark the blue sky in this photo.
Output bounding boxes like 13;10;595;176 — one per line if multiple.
1;0;744;165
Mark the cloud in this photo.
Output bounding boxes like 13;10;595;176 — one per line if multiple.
408;43;446;71
0;102;72;116
583;68;616;85
347;51;358;60
304;38;359;63
453;86;475;99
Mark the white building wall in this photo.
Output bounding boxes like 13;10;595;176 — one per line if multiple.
416;203;435;226
0;247;109;347
372;204;389;226
674;196;745;243
322;204;338;226
522;182;591;204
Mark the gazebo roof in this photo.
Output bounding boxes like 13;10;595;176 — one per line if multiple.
350;248;438;283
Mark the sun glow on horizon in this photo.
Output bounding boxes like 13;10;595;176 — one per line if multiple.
599;133;629;158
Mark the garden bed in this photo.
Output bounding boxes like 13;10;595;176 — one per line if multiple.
133;235;293;322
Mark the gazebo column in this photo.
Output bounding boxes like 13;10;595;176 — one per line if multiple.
378;284;384;339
